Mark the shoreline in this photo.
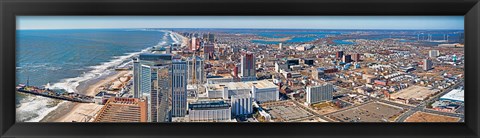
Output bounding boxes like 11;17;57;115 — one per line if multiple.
170;31;189;48
252;36;293;42
41;70;129;122
36;30;175;122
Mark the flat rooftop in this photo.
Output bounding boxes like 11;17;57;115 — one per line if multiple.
207;80;277;91
440;88;464;102
391;85;439;101
188;100;231;110
262;101;314;122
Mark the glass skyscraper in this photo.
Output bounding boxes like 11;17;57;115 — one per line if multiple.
172;60;187;117
186;55;205;85
132;53;173;122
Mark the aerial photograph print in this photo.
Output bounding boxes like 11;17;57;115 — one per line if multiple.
15;16;464;123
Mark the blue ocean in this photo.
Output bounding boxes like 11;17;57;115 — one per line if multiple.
16;29;175;122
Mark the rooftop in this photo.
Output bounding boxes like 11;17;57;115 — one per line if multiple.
138;53;172;61
94;97;147;122
188;100;231;110
440;88;464;102
187;55;204;61
207;80;277;91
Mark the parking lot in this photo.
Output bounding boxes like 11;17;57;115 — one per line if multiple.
328;102;405;122
262;101;314;122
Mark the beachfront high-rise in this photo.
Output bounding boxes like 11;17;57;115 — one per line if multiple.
133;58;141;98
240;52;255;78
156;66;172;122
172;60;188;117
132;53;173;122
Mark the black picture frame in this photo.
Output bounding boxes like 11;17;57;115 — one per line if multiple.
1;0;479;138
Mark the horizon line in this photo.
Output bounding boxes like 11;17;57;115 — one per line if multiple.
17;27;465;31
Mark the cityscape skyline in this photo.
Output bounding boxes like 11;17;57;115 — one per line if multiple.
16;16;464;123
17;16;464;30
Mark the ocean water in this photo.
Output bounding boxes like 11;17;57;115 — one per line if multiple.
16;29;175;122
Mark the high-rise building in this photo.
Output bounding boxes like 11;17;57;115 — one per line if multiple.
352;53;361;62
306;83;334;104
312;68;326;80
203;43;215;53
202;33;209;42
241;52;256;78
132;53;173;122
133;58;141;98
203;43;215;60
94;97;147;122
423;59;433;71
172;60;187;117
342;55;352;63
279;43;283;49
233;64;239;78
208;33;215;43
140;64;154;121
191;37;200;51
187;55;205;85
133;54;171;99
302;58;315;66
286;58;300;69
336;51;344;59
154;65;172;122
429;50;440;58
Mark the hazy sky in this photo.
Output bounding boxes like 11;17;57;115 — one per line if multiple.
17;16;464;30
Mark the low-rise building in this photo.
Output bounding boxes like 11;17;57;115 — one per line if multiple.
94;97;147;122
188;100;232;122
206;80;279;103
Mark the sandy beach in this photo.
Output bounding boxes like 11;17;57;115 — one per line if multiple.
39;31;181;122
171;31;189;48
41;70;130;122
